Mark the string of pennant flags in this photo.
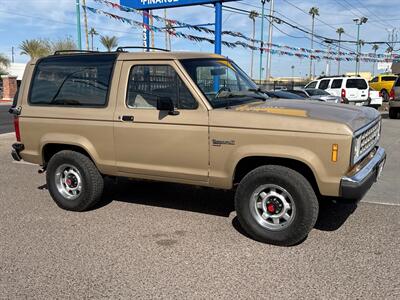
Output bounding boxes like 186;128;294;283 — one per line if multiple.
92;0;398;60
85;4;393;63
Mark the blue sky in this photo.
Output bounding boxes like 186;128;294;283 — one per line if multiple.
0;0;399;79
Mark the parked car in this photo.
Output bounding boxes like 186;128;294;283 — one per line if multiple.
10;49;386;246
389;76;400;119
264;90;307;99
369;74;397;101
368;89;383;110
287;89;341;103
305;75;370;106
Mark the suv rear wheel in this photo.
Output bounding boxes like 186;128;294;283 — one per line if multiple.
389;108;398;119
235;165;319;246
46;150;104;211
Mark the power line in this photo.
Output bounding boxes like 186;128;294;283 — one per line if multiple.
352;0;393;28
280;0;357;40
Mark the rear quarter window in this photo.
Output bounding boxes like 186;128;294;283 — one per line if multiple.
29;54;116;107
346;79;368;89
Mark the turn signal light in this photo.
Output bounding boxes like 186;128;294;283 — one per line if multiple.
331;144;338;162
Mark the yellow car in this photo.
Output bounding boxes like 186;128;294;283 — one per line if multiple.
369;74;398;101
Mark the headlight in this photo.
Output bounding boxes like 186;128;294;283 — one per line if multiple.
353;136;362;162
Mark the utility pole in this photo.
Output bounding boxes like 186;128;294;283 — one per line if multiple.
150;11;155;49
265;0;274;81
164;9;168;50
326;44;331;76
11;47;14;63
309;7;319;79
259;0;266;84
82;0;89;50
75;0;82;50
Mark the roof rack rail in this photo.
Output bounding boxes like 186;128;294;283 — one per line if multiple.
316;74;362;79
116;46;170;52
53;50;100;55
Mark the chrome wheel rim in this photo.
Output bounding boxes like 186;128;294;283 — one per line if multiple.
55;164;83;200
250;184;296;231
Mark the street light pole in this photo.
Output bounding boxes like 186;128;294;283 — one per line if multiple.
353;17;368;76
356;22;360;75
259;0;266;84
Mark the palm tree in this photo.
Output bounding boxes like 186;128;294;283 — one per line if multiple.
336;27;345;75
372;44;379;76
0;53;10;74
249;10;259;79
100;35;118;52
51;37;77;53
19;39;51;59
309;7;319;79
89;28;99;51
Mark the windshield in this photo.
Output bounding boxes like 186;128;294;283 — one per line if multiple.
180;58;266;108
306;89;330;96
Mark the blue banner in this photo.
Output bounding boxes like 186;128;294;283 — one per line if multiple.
120;0;237;10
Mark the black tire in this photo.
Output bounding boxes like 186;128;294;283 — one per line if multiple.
46;150;104;211
389;108;398;119
235;165;319;246
381;90;389;102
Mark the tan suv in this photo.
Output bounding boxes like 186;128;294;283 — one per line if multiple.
10;49;386;246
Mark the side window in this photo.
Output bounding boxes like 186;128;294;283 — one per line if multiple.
331;79;343;89
318;79;330;90
29;54;116;106
382;76;397;82
305;81;317;89
370;77;379;83
126;65;198;110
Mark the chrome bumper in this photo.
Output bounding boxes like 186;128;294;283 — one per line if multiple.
340;147;386;200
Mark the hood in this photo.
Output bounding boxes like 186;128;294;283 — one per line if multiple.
232;99;380;132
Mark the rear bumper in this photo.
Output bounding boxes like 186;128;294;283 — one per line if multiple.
11;143;24;161
389;100;400;108
340;147;386;200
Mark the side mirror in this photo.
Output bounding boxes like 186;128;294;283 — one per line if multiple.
157;97;179;115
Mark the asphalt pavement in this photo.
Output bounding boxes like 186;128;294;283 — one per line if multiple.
0;104;13;134
0;116;399;299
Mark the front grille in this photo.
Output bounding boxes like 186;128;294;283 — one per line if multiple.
359;121;381;157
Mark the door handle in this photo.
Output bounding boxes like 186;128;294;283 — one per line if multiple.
120;115;134;122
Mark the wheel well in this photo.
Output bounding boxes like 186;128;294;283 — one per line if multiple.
42;143;92;165
233;156;320;195
380;89;388;93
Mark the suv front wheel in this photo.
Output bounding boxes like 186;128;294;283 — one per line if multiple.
46;150;104;211
235;165;319;246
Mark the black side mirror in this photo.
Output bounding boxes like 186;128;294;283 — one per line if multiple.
157;97;179;115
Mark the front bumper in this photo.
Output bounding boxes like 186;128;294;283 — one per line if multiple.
340;147;386;200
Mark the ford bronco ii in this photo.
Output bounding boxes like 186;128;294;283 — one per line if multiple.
10;49;386;246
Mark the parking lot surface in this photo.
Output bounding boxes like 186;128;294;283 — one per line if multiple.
0;104;13;134
1;117;399;299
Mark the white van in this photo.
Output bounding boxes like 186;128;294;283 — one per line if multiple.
305;76;370;105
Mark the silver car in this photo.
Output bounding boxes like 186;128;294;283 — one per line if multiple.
288;89;341;103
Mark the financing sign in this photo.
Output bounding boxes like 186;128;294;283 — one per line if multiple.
120;0;238;10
